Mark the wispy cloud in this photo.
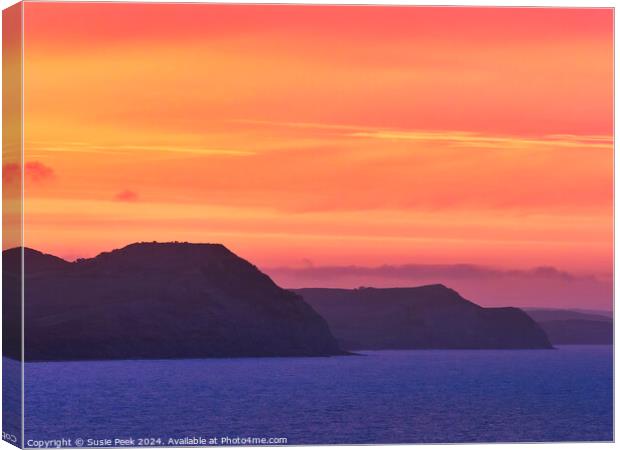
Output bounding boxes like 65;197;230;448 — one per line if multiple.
350;130;613;150
234;119;362;132
236;119;613;150
27;142;254;157
110;145;254;156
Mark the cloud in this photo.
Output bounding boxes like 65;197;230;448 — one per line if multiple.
25;162;54;182
3;163;20;185
114;189;139;202
29;142;254;157
3;162;54;185
238;119;613;150
266;263;589;282
349;130;613;150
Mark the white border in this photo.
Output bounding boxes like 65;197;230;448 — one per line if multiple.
0;2;616;450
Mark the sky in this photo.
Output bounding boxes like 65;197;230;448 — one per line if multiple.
8;3;613;309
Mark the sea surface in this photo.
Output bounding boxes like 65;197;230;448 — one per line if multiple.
4;345;613;446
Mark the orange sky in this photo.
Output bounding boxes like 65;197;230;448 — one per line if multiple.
9;4;614;308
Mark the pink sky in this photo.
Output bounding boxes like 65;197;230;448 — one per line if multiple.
9;4;614;310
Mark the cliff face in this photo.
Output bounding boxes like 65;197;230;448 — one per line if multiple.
296;286;552;350
4;243;343;361
524;309;612;345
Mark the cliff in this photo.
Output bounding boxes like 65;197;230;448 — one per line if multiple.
524;308;612;345
296;285;552;350
4;243;343;361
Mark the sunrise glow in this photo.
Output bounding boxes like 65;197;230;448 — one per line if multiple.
13;4;613;308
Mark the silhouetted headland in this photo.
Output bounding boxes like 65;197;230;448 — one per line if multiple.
3;242;558;361
3;243;344;361
524;308;612;345
296;286;553;350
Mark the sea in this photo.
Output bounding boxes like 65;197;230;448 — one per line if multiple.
3;345;613;446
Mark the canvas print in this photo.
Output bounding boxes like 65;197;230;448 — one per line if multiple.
2;2;613;447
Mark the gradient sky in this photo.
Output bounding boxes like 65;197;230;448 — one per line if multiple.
11;3;613;309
